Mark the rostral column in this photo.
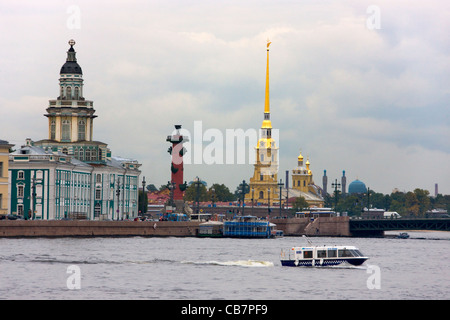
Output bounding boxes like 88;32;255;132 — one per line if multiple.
166;125;189;213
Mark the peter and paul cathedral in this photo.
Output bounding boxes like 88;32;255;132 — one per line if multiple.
245;40;279;206
245;41;323;209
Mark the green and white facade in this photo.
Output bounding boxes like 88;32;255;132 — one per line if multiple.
8;40;141;220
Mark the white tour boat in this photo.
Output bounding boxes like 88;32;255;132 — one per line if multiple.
280;237;368;267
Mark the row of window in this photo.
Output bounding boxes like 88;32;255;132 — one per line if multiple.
51;119;87;141
74;148;102;162
54;146;103;162
16;170;44;180
301;249;364;259
60;86;82;100
293;180;308;187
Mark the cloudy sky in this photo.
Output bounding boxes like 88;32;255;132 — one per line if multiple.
1;0;449;195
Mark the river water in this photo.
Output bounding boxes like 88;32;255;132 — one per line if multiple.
0;231;449;300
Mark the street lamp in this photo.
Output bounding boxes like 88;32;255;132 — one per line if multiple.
331;179;341;213
241;180;248;216
193;176;202;214
116;178;121;221
278;179;283;217
211;187;215;208
267;187;271;217
32;176;36;220
251;187;255;215
142;176;146;217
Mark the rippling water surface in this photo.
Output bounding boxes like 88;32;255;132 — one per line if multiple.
0;231;449;300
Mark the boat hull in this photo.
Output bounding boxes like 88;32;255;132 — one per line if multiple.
280;257;368;267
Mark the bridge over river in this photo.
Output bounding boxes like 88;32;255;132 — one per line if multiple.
349;218;450;236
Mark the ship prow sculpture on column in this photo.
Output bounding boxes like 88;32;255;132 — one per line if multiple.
165;125;192;216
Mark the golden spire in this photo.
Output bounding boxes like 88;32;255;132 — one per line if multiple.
261;39;272;129
265;39;271;114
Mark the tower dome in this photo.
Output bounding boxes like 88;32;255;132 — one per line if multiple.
60;40;82;74
348;179;367;194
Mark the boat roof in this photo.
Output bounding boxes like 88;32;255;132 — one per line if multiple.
290;245;360;250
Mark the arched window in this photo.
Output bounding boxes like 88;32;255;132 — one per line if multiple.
259;191;264;199
62;120;71;141
85;149;91;161
66;86;72;99
78;119;85;141
74;87;79;100
50;120;56;140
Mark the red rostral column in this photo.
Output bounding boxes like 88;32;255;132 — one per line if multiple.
166;125;188;201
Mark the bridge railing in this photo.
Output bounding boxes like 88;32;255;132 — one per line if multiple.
349;217;450;232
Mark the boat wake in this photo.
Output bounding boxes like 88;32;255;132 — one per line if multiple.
181;260;274;268
324;262;367;270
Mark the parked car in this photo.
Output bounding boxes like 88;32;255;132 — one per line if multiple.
6;214;24;220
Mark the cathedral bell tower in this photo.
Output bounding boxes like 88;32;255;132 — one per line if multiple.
246;40;279;206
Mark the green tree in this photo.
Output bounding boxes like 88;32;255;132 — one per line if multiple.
138;190;148;214
389;191;406;215
414;188;431;216
338;193;363;216
234;181;250;202
323;193;333;208
292;196;309;212
184;183;208;202
405;191;420;216
370;191;388;209
209;183;235;202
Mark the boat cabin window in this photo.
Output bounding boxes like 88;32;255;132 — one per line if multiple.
327;249;337;258
338;249;355;257
350;250;364;257
303;251;313;259
317;250;326;258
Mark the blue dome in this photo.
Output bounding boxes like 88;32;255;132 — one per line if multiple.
348;179;367;194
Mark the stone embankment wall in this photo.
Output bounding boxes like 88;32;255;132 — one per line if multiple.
270;217;351;237
0;216;351;237
0;220;201;237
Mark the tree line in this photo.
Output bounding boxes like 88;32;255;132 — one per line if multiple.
142;183;450;217
325;188;450;217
